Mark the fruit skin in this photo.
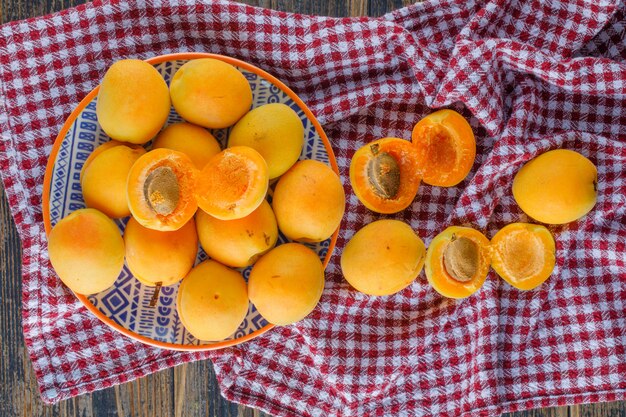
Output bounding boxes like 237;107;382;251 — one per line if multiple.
152;122;221;169
349;138;421;214
196;200;278;268
124;217;198;287
177;260;248;341
48;208;124;295
96;59;170;144
80;140;123;183
248;243;325;326
491;222;555;290
340;220;425;296
228;103;304;179
170;58;252;129
411;109;476;187
425;226;491;299
512;149;597;224
273;160;345;242
81;144;146;218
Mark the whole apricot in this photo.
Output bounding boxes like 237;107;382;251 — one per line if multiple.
341;220;425;296
96;59;170;144
170;58;252;129
48;208;124;295
248;243;325;326
272;160;345;242
152;122;221;169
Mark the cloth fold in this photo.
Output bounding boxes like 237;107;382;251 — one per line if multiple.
0;0;625;415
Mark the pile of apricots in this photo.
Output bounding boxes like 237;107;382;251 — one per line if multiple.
48;58;346;341
344;109;598;298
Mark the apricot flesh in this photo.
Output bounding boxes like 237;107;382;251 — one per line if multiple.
340;220;425;296
248;243;325;325
48;208;124;295
513;149;597;224
228;103;304;179
124;217;198;287
273;160;345;242
170;58;252;129
196;200;278;268
152;122;221;169
177;260;249;341
96;59;170;144
491;223;555;290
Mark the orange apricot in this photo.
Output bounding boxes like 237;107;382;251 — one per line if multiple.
491;223;555;290
127;148;198;231
80;140;123;182
349;138;421;214
195;146;269;220
152;122;221;169
411;109;476;187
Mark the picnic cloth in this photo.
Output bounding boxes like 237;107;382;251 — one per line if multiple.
1;0;625;415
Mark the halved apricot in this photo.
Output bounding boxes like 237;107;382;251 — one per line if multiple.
349;138;421;214
491;223;555;290
195;146;269;220
152;122;221;169
127;148;198;231
425;226;491;299
411;109;475;187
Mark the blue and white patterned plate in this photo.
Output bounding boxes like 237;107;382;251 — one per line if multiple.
44;53;337;350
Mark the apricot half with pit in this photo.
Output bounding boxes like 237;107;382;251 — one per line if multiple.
425;226;491;299
152;122;221;169
127;148;198;231
513;149;597;224
177;260;249;341
491;223;555;290
350;138;421;214
341;220;425;296
48;208;124;295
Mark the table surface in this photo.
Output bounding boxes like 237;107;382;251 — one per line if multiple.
0;0;624;416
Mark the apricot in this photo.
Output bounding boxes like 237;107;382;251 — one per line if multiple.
177;260;248;341
491;223;555;290
248;243;324;325
228;103;304;179
195;146;269;220
350;138;421;214
48;208;124;295
96;59;170;144
124;217;198;287
81;144;146;218
196;200;278;268
340;220;425;296
152;122;221;169
127;148;198;231
170;58;252;129
425;226;491;299
411;109;476;187
513;149;597;224
272;160;345;242
80;140;123;183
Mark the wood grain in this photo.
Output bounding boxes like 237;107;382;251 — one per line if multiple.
0;0;623;416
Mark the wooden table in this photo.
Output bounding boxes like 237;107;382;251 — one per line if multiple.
0;1;623;416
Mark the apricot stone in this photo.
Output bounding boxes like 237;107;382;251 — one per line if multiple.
248;243;325;325
152;122;221;169
96;59;170;144
272;160;345;242
48;208;124;295
341;220;425;296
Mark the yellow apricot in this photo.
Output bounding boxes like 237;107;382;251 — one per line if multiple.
196;200;278;268
228;103;304;179
96;59;170;144
177;260;248;341
248;243;325;325
513;149;597;224
272;160;345;242
341;220;425;296
170;58;252;129
152;122;221;169
80;140;123;183
48;208;124;295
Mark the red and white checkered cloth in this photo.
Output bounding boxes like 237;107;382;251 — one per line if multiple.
1;0;625;415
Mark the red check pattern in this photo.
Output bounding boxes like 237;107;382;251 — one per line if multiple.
1;0;625;415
